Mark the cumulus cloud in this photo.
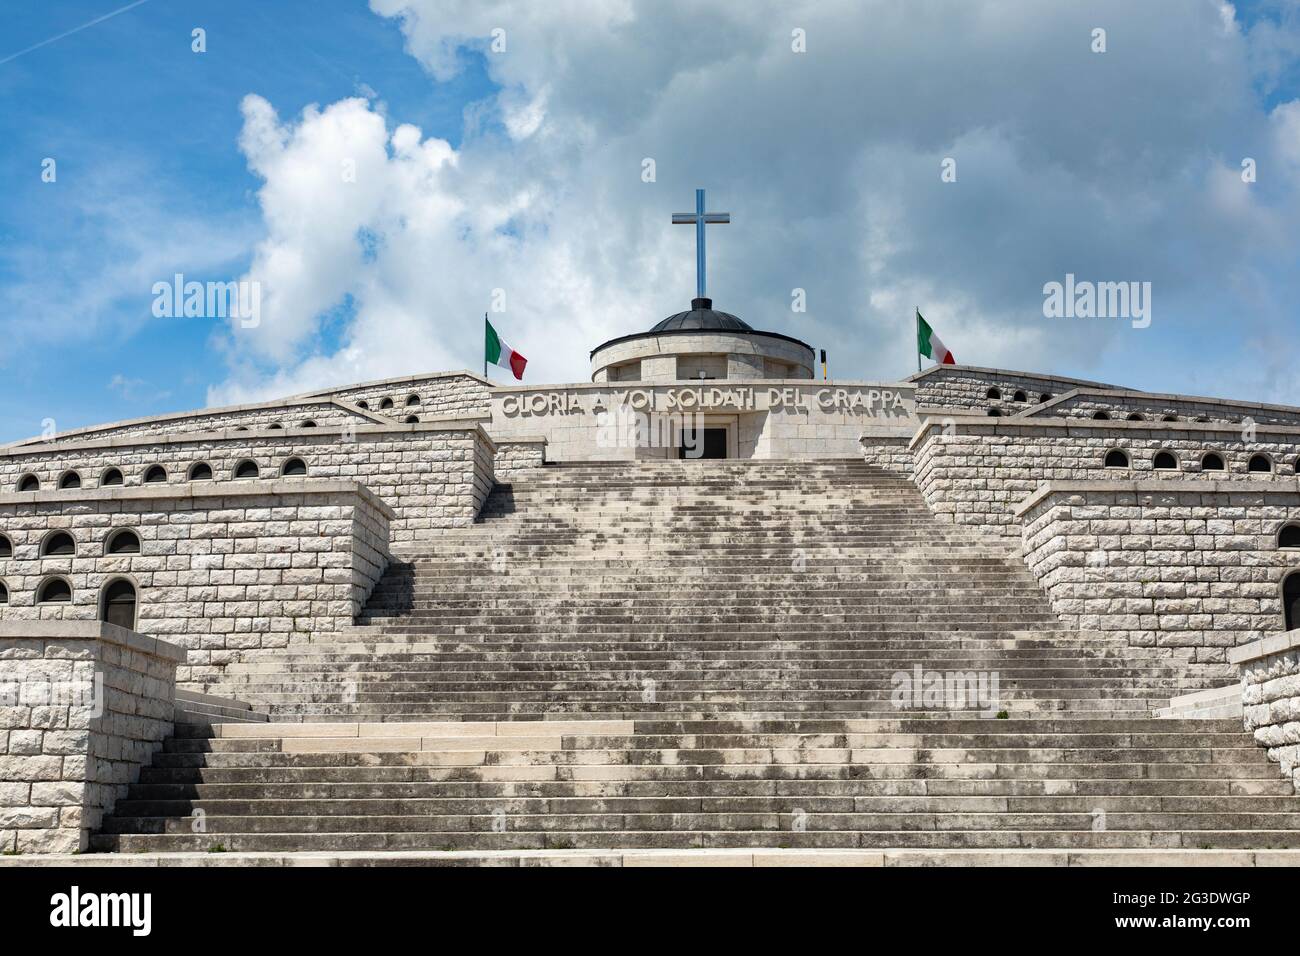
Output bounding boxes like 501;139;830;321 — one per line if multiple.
211;0;1300;404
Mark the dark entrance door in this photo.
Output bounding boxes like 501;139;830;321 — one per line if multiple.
102;579;137;630
1285;572;1300;630
680;428;728;459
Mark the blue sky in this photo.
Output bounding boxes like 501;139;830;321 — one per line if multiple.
3;1;1300;441
0;0;493;439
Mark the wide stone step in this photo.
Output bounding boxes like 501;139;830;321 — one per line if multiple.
345;622;1066;635
215;681;1202;700
98;809;1300;836
106;794;1300;820
160;723;1261;746
36;847;1300;866
216;665;1183;681
212;673;1194;690
134;760;1275;786
119;778;1298;799
90;828;1300;853
242;706;1167;721
243;638;1143;652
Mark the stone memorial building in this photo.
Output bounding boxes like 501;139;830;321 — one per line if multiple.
2;196;1300;865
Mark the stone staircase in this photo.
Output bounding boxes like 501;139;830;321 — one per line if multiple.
92;717;1300;853
91;459;1300;854
174;689;270;726
203;460;1205;720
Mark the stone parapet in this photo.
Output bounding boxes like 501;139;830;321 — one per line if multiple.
906;364;1120;413
492;436;548;480
1024;386;1300;426
0;419;494;541
0;371;493;449
912;417;1300;539
0;481;393;681
0;621;183;853
1016;479;1300;676
1230;631;1300;792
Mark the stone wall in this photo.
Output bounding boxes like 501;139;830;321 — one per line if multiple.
1231;632;1300;792
4;399;375;446
0;621;183;853
493;437;547;480
912;417;1300;539
489;381;916;461
0;481;392;681
471;427;495;519
860;432;914;476
591;331;815;383
1029;389;1300;427
0;372;494;449
1016;480;1300;676
0;421;495;542
307;371;491;420
910;365;1119;413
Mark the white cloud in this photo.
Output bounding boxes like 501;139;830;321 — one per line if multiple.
210;0;1300;405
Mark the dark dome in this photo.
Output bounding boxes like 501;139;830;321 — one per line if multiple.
649;298;752;333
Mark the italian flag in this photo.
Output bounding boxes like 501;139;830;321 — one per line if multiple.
917;311;955;365
485;317;528;380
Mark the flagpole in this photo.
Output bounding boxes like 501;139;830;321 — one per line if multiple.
483;312;488;381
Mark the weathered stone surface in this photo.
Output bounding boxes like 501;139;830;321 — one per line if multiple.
1016;481;1300;682
0;621;180;853
0;482;392;682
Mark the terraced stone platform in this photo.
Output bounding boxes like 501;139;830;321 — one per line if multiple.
200;460;1209;721
90;460;1300;857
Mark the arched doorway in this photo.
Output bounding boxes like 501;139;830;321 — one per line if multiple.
101;579;137;630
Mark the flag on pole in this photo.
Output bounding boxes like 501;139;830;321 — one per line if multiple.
485;317;528;380
916;311;955;366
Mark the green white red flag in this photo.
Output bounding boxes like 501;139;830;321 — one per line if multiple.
485;317;527;380
917;311;955;365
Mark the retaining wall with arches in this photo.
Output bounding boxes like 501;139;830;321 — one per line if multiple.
911;417;1300;539
0;481;392;683
0;418;495;543
1015;480;1300;680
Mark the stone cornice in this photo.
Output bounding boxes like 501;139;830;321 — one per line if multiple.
491;434;548;445
1;395;363;450
1017;385;1300;419
1227;630;1300;665
0;477;398;519
1011;478;1300;518
908;414;1300;450
488;379;917;395
903;363;1123;389
0;619;188;663
0;417;494;459
293;368;493;399
2;369;495;449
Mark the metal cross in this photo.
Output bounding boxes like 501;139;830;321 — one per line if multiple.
672;188;730;300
